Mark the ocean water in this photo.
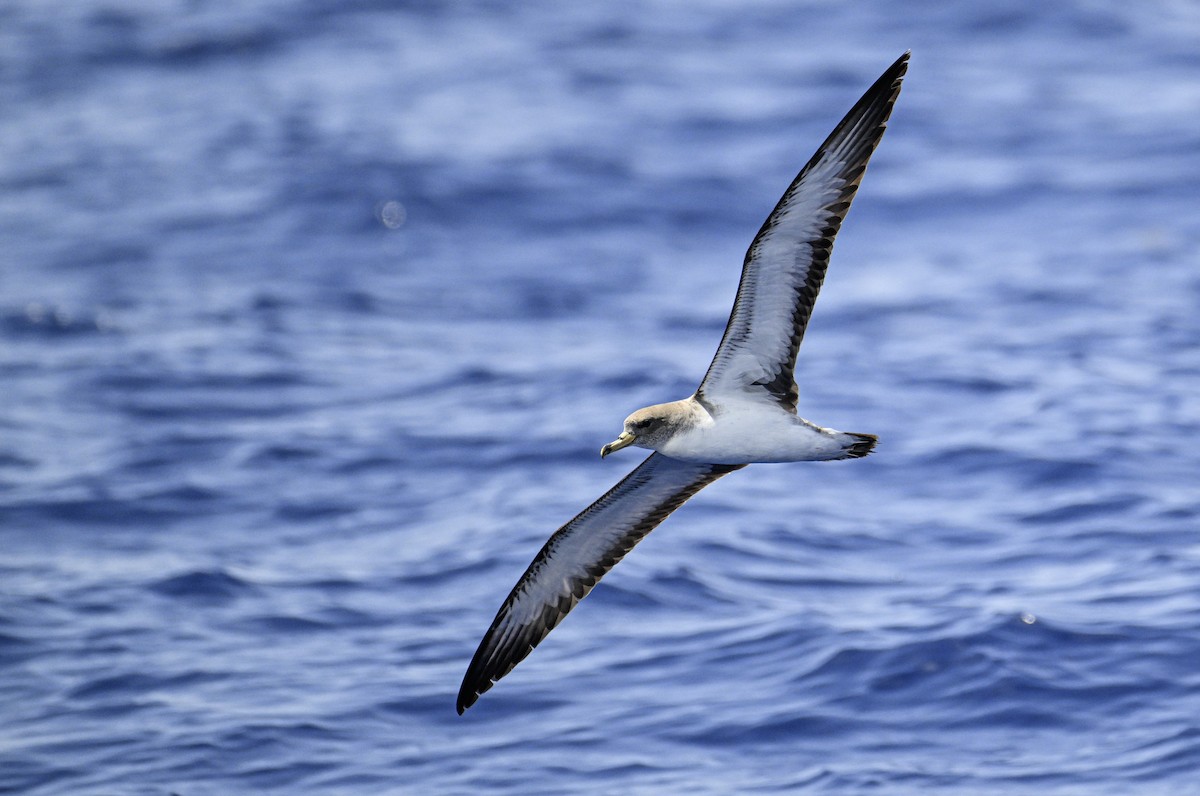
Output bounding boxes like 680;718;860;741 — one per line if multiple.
3;1;1200;793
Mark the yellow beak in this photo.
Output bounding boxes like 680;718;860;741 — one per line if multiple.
600;431;636;458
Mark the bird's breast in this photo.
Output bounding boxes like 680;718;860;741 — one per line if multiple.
657;409;844;464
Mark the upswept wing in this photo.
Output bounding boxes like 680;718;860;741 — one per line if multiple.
697;52;908;413
457;453;743;713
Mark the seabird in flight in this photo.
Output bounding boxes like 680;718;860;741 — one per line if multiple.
458;51;909;714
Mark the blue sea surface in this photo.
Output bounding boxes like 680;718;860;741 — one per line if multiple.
3;1;1200;793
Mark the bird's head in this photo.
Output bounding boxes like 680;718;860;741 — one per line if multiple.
600;404;678;458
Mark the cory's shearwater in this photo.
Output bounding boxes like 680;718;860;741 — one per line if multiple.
458;52;909;714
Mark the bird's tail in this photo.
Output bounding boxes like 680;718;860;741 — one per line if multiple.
839;432;878;459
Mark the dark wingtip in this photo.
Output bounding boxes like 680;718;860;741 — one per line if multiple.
880;52;909;96
456;674;486;715
874;51;909;98
456;689;477;715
